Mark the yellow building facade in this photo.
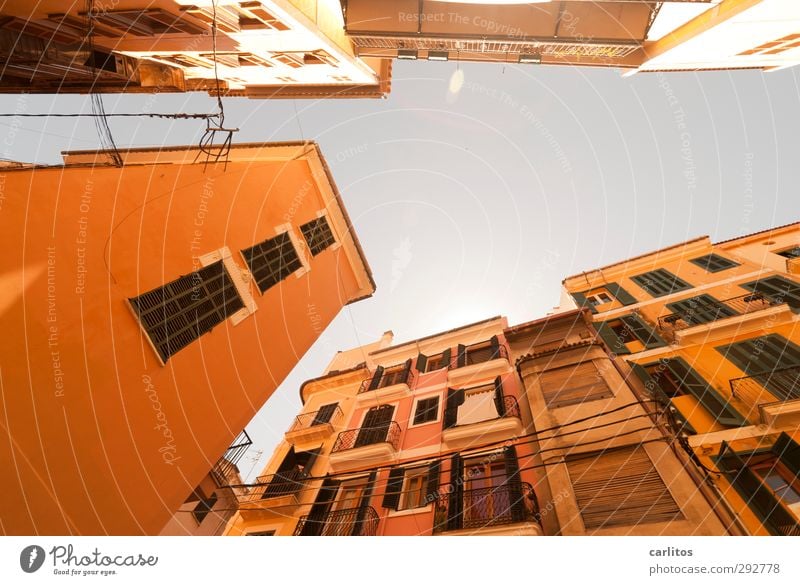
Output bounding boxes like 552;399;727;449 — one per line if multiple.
562;222;800;535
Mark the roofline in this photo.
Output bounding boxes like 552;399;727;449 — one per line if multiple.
504;308;589;338
368;315;505;355
715;221;800;246
562;235;709;283
60;140;313;157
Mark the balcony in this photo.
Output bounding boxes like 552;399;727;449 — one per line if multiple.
235;470;306;516
284;406;343;449
447;341;511;387
328;422;402;472
730;365;800;426
209;430;252;487
357;363;415;404
293;506;380;536
433;482;542;535
442;395;523;450
657;293;787;343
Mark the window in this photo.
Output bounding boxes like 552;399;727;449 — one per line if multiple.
418;350;450;373
689;253;740;273
238;53;272;67
566;446;682;530
643;362;686;398
86;9;207;36
129;261;245;363
539;361;612;409
183;5;241;33
716;334;800;401
742;276;800;312
237;2;289;31
571;282;638;313
631;268;692;297
378;364;408;388
596;313;666;355
246;530;276;536
199;52;240;67
455;337;502;368
241;231;303;294
716;434;800;535
587;291;613;307
311;403;338;426
192;492;218;524
355;405;395;447
739;34;800;56
383;462;440;512
666;294;738;326
412;396;440;425
272;53;304;68
300;216;336;256
775;246;800;259
264;447;319;498
152;54;213;69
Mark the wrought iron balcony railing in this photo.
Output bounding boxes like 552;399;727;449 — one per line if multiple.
210;430;252;487
331;421;402;453
730;365;800;423
293;506;380;536
236;469;306;504
287;405;344;433
445;394;521;430
449;341;508;370
358;365;416;394
657;292;783;338
433;481;540;533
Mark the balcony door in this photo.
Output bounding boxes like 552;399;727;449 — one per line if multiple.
463;460;511;527
355;404;394;447
322;480;367;536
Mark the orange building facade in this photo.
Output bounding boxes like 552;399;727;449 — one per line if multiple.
562;222;800;535
0;141;375;535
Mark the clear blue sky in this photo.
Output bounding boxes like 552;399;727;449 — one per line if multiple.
2;60;798;479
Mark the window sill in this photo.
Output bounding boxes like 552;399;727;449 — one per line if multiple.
388;504;433;518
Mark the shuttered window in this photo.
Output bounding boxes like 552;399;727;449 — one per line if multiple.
631;268;692;297
540;361;612;409
775;246;800;259
300;216;336;256
571;282;637;314
689;253;739;273
413;396;440;425
242;232;303;293
716;334;800;401
85;9;207;36
666;294;738;325
566;446;682;530
742;275;800;313
129;261;244;362
311;403;338;426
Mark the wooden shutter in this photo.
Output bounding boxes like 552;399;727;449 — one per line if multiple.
426;460;441;503
301;478;339;535
441;348;452;369
401;358;413;384
620;314;666;349
312;403;337;426
666;294;737;325
443;389;465;429
490;336;501;359
606;282;638;306
416;353;428;373
540;361;612;409
595;321;631;355
743;276;800;313
353;471;377;535
566;446;682;530
356;405;394;447
504;445;525;522
664;358;745;427
447;454;463;531
382;468;405;510
772;433;800;477
456;344;467;368
717;442;800;536
571;291;597;314
367;366;384;391
493;376;506;416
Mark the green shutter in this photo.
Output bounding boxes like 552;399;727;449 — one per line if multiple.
353;471;377;535
456;344;467;368
772;433;800;478
312;403;337;426
571;291;597;314
606;282;638;305
665;358;745;427
504;445;525;522
416;353;428;373
490;335;501;359
367;366;384;391
595;321;631;355
443;389;464;429
493;376;506;416
426;460;441;504
629;362;669;404
620;314;667;349
401;358;413;384
441;348;452;369
300;478;340;535
447;454;464;532
743;276;800;313
717;442;800;536
382;468;405;510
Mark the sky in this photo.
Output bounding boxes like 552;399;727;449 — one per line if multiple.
2;60;799;480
